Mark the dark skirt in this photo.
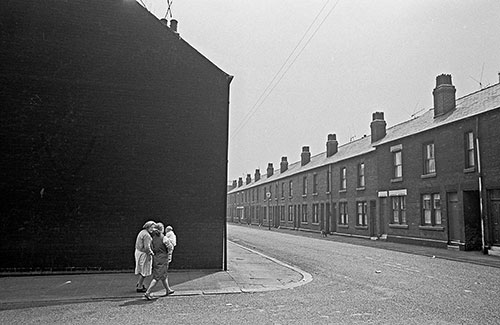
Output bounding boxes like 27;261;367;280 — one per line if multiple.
151;253;169;281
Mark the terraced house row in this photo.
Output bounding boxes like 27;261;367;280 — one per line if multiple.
227;74;500;255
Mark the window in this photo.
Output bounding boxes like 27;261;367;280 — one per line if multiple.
281;182;285;199
357;163;365;188
289;180;293;197
312;203;319;223
422;193;441;226
357;201;367;226
340;167;347;190
423;143;436;174
302;176;308;195
301;204;308;223
288;205;293;222
339;202;348;225
391;196;406;224
275;183;279;200
264;187;267;201
252;189;255;202
465;131;475;169
256;188;259;202
313;174;318;194
326;170;331;193
280;206;285;221
394;150;402;178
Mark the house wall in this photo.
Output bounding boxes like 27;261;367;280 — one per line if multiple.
0;0;230;270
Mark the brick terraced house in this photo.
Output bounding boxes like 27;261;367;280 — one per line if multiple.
228;74;500;255
1;0;232;271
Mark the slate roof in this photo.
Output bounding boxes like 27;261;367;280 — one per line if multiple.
228;82;500;194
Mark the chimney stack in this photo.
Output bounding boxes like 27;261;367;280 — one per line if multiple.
267;163;274;178
301;146;311;166
232;180;237;189
433;74;456;117
326;134;338;157
254;169;261;182
370;112;386;143
246;174;252;185
280;156;288;173
238;177;243;187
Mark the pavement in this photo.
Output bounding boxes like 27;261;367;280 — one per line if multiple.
1;225;500;310
0;240;311;310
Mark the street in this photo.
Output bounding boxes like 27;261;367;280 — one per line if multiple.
2;224;500;324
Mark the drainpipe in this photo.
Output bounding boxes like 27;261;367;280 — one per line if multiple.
476;117;487;254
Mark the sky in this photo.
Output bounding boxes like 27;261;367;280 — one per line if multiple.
140;0;500;183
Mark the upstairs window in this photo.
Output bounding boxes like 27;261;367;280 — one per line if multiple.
281;182;285;199
357;163;365;188
326;170;331;193
289;180;293;197
394;150;402;178
423;143;436;174
465;131;475;169
302;176;308;195
313;174;318;194
340;167;347;190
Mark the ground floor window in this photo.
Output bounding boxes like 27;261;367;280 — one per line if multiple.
392;196;406;224
312;203;319;223
301;204;308;223
422;193;441;225
288;205;293;222
280;205;285;221
339;202;348;225
357;201;367;226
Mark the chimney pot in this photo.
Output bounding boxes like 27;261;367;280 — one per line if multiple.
246;174;252;185
170;19;178;33
238;177;243;187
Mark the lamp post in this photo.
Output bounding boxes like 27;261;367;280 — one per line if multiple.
266;192;271;230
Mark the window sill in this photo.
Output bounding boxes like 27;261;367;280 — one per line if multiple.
464;167;476;174
302;194;307;198
281;197;285;200
337;224;349;228
356;187;366;191
312;193;318;196
339;189;347;193
389;223;409;229
301;221;308;225
421;173;436;179
391;177;403;183
326;191;331;195
419;225;444;231
311;222;320;225
355;225;368;230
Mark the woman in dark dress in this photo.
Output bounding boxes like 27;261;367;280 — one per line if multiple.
144;222;174;300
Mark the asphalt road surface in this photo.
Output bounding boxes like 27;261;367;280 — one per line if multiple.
1;224;499;324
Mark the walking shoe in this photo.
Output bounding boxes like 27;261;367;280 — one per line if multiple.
144;292;154;300
167;290;175;295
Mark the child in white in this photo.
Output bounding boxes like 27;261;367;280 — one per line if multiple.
165;225;177;263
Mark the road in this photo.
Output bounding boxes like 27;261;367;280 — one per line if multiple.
1;224;500;324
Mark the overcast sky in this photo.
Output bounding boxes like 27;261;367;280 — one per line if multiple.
141;0;500;183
